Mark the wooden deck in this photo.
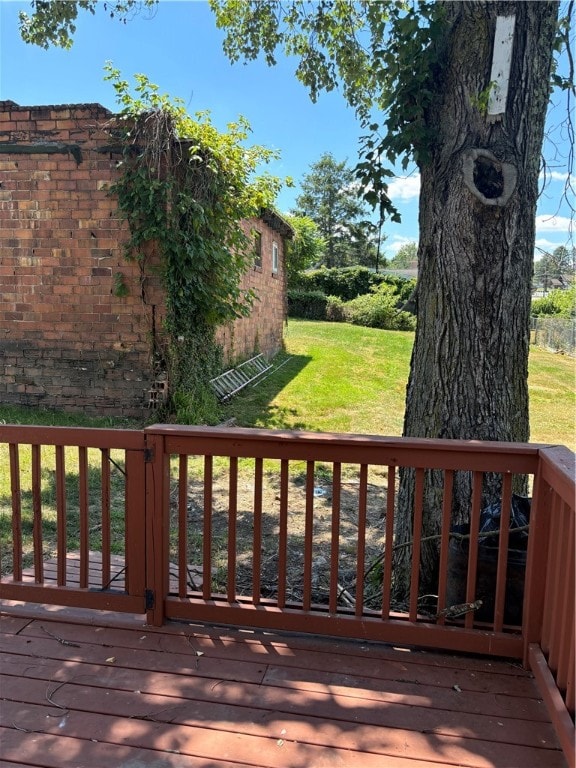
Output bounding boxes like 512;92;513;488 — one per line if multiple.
0;608;568;768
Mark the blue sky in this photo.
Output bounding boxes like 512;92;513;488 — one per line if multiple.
0;0;572;259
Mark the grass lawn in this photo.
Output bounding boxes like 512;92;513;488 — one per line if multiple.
223;319;575;450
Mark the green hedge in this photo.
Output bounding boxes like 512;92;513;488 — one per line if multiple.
293;265;413;302
287;290;330;320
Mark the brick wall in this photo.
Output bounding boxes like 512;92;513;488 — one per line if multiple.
0;101;289;418
217;217;287;363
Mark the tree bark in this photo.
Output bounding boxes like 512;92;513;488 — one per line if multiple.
393;1;560;601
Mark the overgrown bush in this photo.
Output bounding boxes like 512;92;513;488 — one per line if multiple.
532;287;575;318
343;284;416;330
326;295;346;321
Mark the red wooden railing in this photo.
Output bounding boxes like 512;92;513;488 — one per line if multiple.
0;425;147;613
145;426;543;659
1;424;574;758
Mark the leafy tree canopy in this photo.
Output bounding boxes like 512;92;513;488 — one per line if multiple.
284;215;326;286
209;0;449;220
20;1;573;221
19;0;157;49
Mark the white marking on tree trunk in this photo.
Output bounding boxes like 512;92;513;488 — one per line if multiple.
487;15;516;119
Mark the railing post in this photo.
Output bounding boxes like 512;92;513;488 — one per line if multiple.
144;429;170;627
522;457;553;667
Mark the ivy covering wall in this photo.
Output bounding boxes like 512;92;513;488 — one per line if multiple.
106;68;285;423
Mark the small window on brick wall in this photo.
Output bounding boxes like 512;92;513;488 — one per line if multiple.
272;241;279;274
253;231;262;269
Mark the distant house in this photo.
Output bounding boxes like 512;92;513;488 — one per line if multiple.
0;101;292;417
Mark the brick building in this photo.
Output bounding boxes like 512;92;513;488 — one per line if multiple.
0;101;291;418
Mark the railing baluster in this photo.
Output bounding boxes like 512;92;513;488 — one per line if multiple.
555;503;574;694
549;499;570;675
493;473;513;631
381;465;395;619
409;468;425;621
277;459;289;609
436;470;454;624
9;444;22;581
329;462;341;614
227;456;238;603
202;455;213;601
124;448;146;598
355;464;368;617
465;471;484;629
566;622;575;715
78;446;89;589
55;445;67;586
100;449;111;589
253;458;263;605
31;444;43;583
178;454;188;598
303;460;315;611
542;492;562;655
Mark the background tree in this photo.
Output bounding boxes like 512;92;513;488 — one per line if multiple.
389;241;418;270
534;244;576;290
294;153;372;268
284;215;326;287
347;220;387;270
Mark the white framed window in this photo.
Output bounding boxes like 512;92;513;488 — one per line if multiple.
272;241;279;274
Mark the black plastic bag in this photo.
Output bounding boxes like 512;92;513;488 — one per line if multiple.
479;494;531;550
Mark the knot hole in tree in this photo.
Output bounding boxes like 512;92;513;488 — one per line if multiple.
473;155;503;199
462;148;517;207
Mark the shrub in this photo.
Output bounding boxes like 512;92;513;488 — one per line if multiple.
532;287;575;318
326;295;346;322
343;284;416;330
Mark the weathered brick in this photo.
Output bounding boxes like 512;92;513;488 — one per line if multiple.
0;102;288;416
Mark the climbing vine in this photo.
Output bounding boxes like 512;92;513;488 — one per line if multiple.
104;66;284;422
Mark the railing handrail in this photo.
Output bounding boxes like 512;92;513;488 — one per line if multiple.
145;424;544;473
0;424;144;449
538;444;576;507
147;423;547;452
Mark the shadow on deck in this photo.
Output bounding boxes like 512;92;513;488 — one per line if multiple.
0;608;568;768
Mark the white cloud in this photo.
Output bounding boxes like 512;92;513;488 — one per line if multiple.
387;174;421;201
386;236;417;255
535;237;564;250
535;214;572;233
539;170;572;183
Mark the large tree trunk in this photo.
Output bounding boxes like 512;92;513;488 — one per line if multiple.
393;1;559;601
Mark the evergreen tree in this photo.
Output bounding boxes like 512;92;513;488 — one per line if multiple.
295;153;372;268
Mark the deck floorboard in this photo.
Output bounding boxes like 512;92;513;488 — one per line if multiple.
0;609;568;768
